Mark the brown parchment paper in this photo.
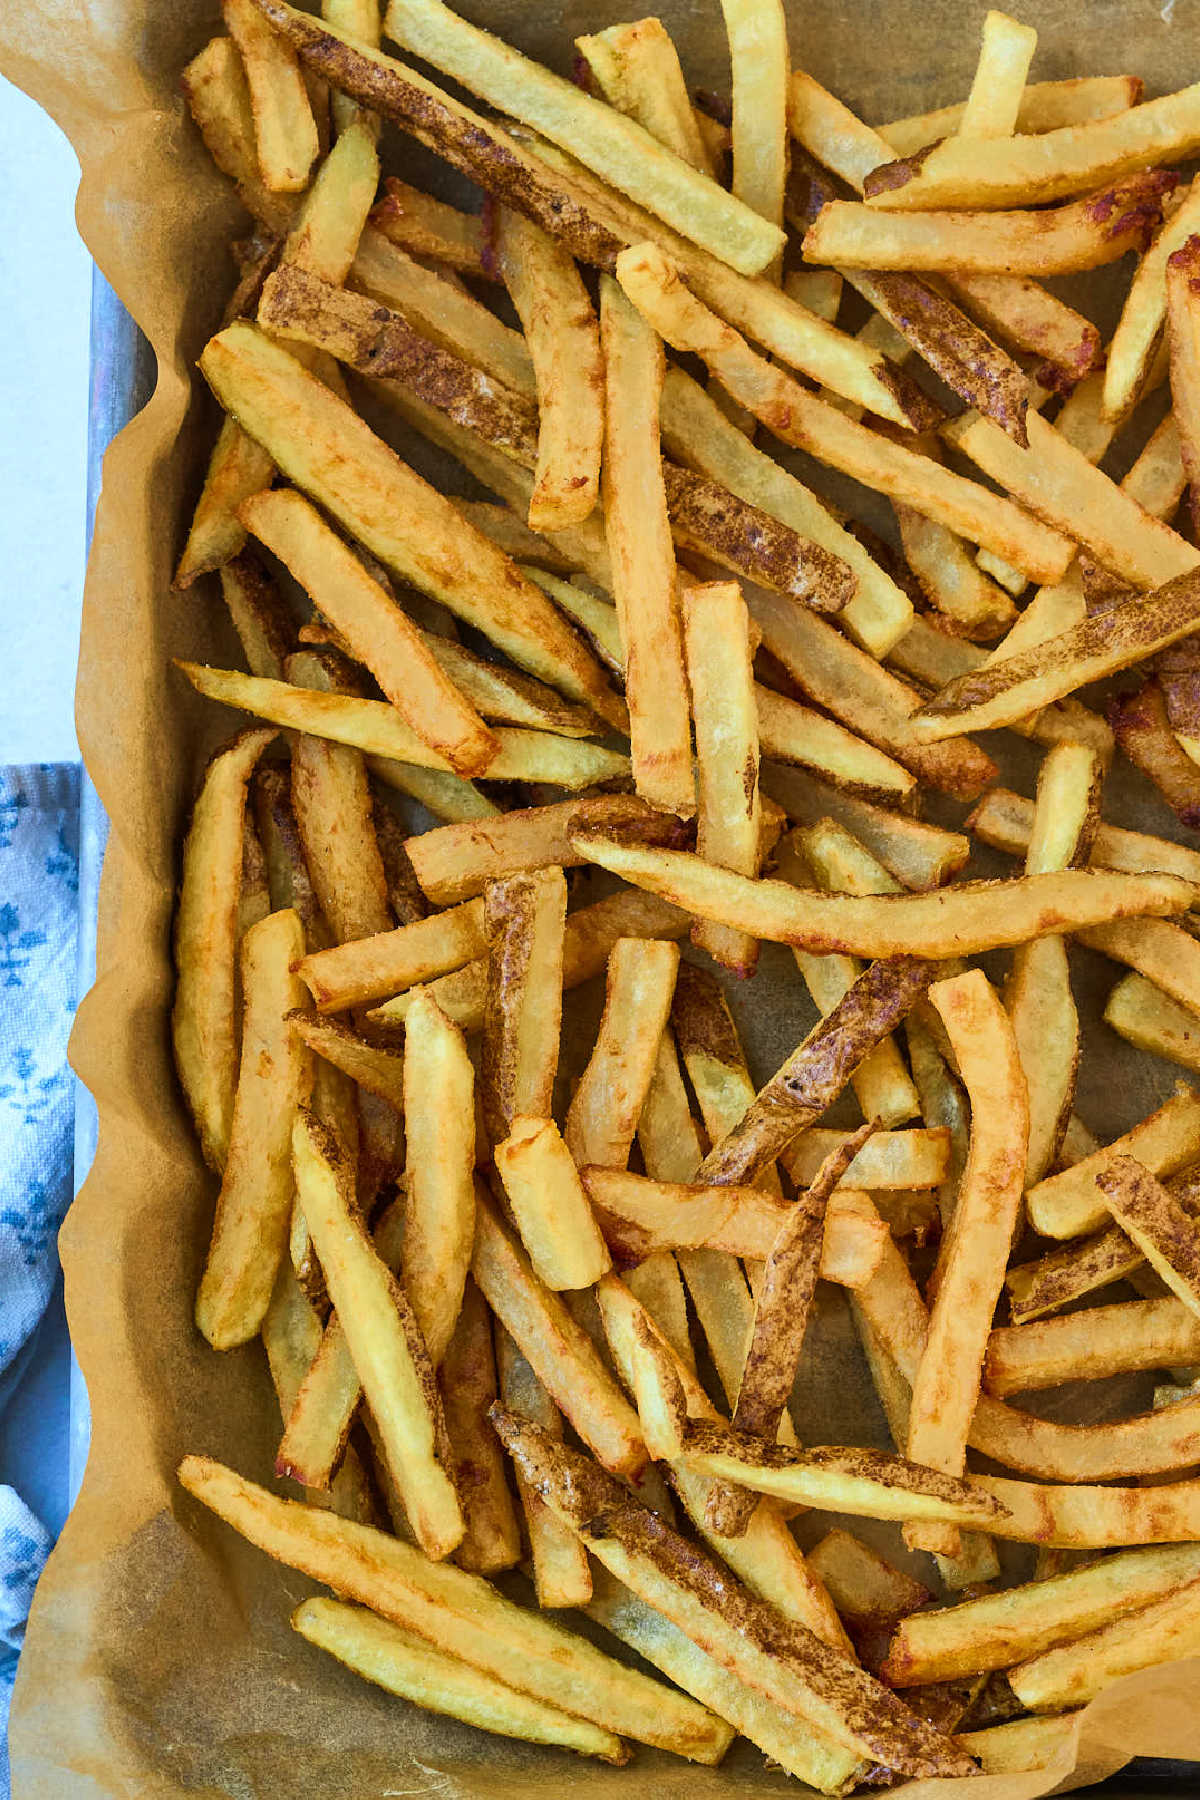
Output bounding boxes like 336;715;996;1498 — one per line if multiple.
6;0;1200;1793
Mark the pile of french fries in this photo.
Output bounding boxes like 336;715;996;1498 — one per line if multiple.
170;0;1200;1785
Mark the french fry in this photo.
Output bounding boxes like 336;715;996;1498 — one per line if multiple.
199;324;621;718
402;989;476;1367
224;0;319;193
565;937;681;1168
860;82;1200;210
372;888;690;1032
285;650;395;947
616;243;1072;584
1005;1179;1200;1324
1080;916;1200;1018
490;1411;978;1778
196;908;312;1348
1124;409;1188;518
806;1528;930;1630
785;267;844;323
573;837;1196;962
959;10;1039;140
1106;970;1200;1074
294;1595;625;1760
299;898;488;1012
913;568;1200;740
279;116;380;280
767;768;970;890
495;208;603;533
1009;1573;1200;1710
177;661;628;789
783;1127;949;1192
717;0;789;238
584;1567;860;1792
1027;1087;1200;1239
708;1123;878;1537
1105;177;1200;421
322;0;381;135
661;367;913;656
806;173;1175;276
173;728;277;1171
495;1119;610;1292
663;463;857;615
242;485;500;779
353;228;535;396
175;415;276;588
599;276;694;816
219;552;295;679
495;1323;593;1609
369;177;487;272
904;971;1027;1557
958;1713;1082;1775
288;1013;405;1111
575;19;715;177
291;1109;463;1557
683;580;761;975
1096;1155;1200;1319
480;869;566;1149
968;783;1200;886
1109;679;1200;827
986;1296;1200;1396
879;76;1144;154
177;1454;718;1751
884;1543;1200;1686
368;757;498;824
439;1276;522;1576
962;1470;1200;1546
894;500;1018;639
472;1193;646;1480
261;1264;377;1521
756;687;915;800
950;269;1103;391
182;34;297;231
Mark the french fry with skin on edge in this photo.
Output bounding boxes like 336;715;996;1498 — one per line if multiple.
299;898;490;1012
439;1275;521;1576
565;937;681;1170
402;989;476;1369
291;1109;463;1558
1095;1155;1200;1319
177;1455;724;1753
225;0;319;192
682;579;761;976
173;727;276;1172
495;1119;610;1292
904;970;1028;1558
495;207;604;533
322;0;381;136
495;1323;593;1609
370;178;488;271
1167;234;1200;534
480;869;565;1150
1027;1087;1200;1239
288;1012;405;1112
196;908;312;1349
220;552;295;681
574;19;715;179
1008;1574;1200;1710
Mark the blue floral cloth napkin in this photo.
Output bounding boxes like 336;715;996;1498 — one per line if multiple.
0;765;79;1790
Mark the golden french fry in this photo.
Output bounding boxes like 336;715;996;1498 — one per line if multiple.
784;1127;949;1192
1009;1573;1200;1710
664;464;856;615
1110;678;1200;828
495;1119;610;1293
224;0;319;192
175;414;276;588
769;769;970;891
958;1713;1082;1776
196;907;311;1347
806;1527;930;1629
219;553;295;679
806;173;1175;276
495;208;603;532
565;937;681;1169
959;10;1038;139
299;898;488;1012
293;1596;626;1761
402;989;476;1368
480;869;565;1148
969;783;1200;886
1105;176;1200;420
1106;970;1200;1074
1028;1088;1200;1239
439;1276;522;1577
178;660;627;789
986;1295;1200;1396
490;1411;978;1779
683;579;760;975
879;76;1143;155
322;0;381;134
472;1193;646;1480
717;0;788;236
288;1013;405;1110
183;34;297;230
177;1453;716;1750
894;499;1017;639
1096;1155;1200;1320
575;19;714;176
495;1322;593;1609
1124;409;1188;518
369;176;488;273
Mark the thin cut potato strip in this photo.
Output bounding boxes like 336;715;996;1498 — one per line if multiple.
369;177;489;272
439;1279;522;1576
496;1323;594;1610
1007;1575;1200;1710
402;989;476;1369
1106;970;1200;1074
565;938;681;1170
986;1296;1200;1396
958;9;1038;140
299;899;488;1011
1096;1155;1200;1318
1027;1087;1200;1239
479;868;566;1149
224;0;319;193
878;76;1144;155
574;18;715;177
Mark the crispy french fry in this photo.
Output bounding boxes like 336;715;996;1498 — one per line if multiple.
879;76;1143;154
1028;1087;1200;1239
496;1119;610;1293
965;1470;1200;1545
294;1595;625;1760
717;0;789;237
575;836;1196;961
175;414;276;588
322;0;381;134
1106;970;1200;1074
1096;1155;1200;1319
199;324;620;718
173;728;277;1171
178;1454;717;1750
1105;177;1200;421
224;0;319;192
439;1276;522;1576
261;1264;377;1520
495;1322;593;1609
1080;916;1200;1021
490;1412;977;1778
1110;678;1200;827
288;1013;405;1111
369;177;488;272
368;757;498;824
599;276;694;816
565;937;681;1168
291;1109;463;1556
241;487;499;777
575;19;714;177
1009;1573;1200;1710
958;1713;1082;1775
904;971;1027;1557
683;580;761;975
757;686;915;801
894;501;1017;639
219;553;295;679
665;464;857;615
768;768;970;890
183;34;297;230
177;661;627;788
402;989;476;1367
806;1528;930;1628
1125;410;1188;518
495;208;603;532
807;173;1175;276
196;908;311;1347
480;869;566;1149
959;10;1038;139
617;243;1071;584
986;1296;1200;1396
951;270;1103;391
300;898;488;1012
969;783;1200;885
784;1127;949;1192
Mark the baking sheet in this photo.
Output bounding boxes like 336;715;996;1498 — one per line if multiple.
4;0;1200;1793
